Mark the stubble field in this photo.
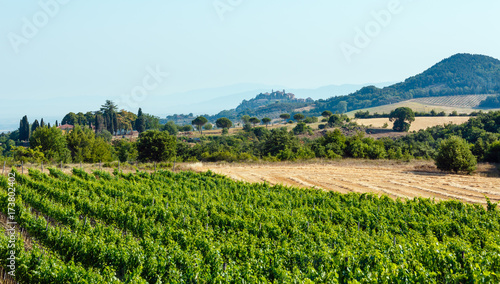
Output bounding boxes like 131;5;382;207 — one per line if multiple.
192;161;500;205
355;116;471;131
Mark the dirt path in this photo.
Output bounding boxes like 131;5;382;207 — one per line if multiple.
190;161;500;205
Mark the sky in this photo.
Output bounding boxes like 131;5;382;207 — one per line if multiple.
1;0;500;130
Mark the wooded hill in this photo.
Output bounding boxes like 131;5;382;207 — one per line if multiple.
314;53;500;114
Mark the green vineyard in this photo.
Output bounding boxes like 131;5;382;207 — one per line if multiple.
1;168;499;283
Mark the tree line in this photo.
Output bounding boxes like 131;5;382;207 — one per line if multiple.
2;104;499;175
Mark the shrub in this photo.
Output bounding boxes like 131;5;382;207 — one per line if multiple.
137;130;176;162
292;122;311;135
261;128;300;157
251;127;270;139
243;123;252;132
486;141;500;163
30;126;71;162
204;123;213;130
114;139;137;163
435;136;477;174
11;146;45;163
97;130;113;143
367;143;387;159
163;121;179;136
303;116;318;124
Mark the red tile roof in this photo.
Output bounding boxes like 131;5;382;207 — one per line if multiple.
58;124;74;130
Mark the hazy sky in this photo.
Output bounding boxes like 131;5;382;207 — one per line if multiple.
1;0;500;128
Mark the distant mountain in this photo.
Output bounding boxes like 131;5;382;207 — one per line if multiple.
315;53;500;113
150;83;279;116
154;82;393;117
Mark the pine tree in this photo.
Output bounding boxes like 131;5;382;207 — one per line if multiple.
100;100;118;114
31;119;40;133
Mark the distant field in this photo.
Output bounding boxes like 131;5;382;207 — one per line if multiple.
180;94;500;137
180;116;471;137
412;94;491;108
356;116;471;131
346;101;475;117
345;95;500;118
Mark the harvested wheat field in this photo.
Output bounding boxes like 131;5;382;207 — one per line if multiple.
190;161;500;205
356;116;471;131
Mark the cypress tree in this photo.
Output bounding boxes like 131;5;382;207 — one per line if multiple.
95;115;100;134
40;118;45;128
112;112;118;135
19;118;23;140
135;108;146;133
19;115;30;141
31;119;40;133
55;120;59;127
106;113;113;133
